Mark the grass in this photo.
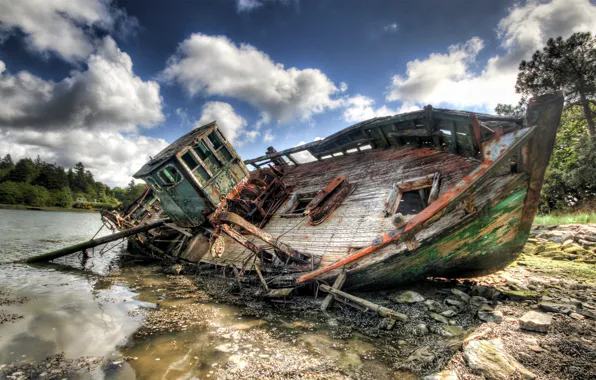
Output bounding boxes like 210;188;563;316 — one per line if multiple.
534;211;596;226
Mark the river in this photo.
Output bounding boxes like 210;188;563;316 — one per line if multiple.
0;209;398;379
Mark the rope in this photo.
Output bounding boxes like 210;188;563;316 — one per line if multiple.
274;214;307;244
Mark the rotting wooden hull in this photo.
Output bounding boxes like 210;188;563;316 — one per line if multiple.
102;92;564;292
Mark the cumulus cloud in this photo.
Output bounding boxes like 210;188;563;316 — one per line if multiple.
343;95;420;123
386;0;596;110
0;37;164;132
0;0;137;61
0;38;166;186
162;33;342;125
0;128;168;187
290;137;323;164
195;101;253;145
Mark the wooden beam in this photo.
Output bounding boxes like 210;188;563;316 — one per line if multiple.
450;121;458;153
320;272;347;311
319;284;407;322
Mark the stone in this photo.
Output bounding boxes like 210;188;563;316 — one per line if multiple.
528;345;544;352
445;298;463;307
451;288;471;303
519;311;552;333
441;309;458;317
576;308;596;319
436;325;464;337
478;309;503;323
531;245;546;255
463;338;536;380
544;230;573;243
430;312;449;324
538;302;574;315
423;370;459;380
415;323;429;335
424;299;442;312
470;296;489;307
394;290;425;304
500;289;540;301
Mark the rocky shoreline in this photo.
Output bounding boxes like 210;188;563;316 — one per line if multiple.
1;224;595;379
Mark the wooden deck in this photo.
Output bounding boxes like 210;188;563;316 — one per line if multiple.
200;145;480;271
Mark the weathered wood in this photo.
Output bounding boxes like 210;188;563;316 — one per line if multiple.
319;284;407;322
254;264;269;292
320;272;347;311
22;219;167;263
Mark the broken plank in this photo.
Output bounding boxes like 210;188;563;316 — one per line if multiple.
320;272;347;311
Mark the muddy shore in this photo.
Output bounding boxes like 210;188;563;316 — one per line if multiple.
1;226;595;379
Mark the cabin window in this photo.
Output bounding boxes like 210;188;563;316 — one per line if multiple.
194;140;222;172
145;177;161;192
193;165;211;185
220;146;234;162
181;151;199;170
158;165;183;186
208;132;223;149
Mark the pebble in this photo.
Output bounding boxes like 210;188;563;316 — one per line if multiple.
394;290;425;304
451;288;471;303
430;312;449;324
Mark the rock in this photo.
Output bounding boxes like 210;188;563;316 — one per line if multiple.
531;245;546;255
423;370;459;380
445;298;463;307
436;325;464;337
415;323;429;335
500;289;540;301
405;346;434;366
441;309;458;317
478;309;503;323
394;290;425;304
576;308;596;319
470;296;489;307
424;299;442;312
463;338;536;380
538;301;574;315
451;288;471;303
430;312;449;324
519;311;552;333
527;345;544;352
544;230;573;243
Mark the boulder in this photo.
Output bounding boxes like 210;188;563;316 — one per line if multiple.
441;309;458;318
394;290;425;304
463;338;536;380
518;311;552;333
544;230;573;243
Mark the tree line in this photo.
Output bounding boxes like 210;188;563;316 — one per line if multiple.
496;32;596;213
0;155;147;210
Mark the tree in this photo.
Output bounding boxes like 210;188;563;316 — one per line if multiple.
9;158;38;183
0;154;14;170
516;32;596;135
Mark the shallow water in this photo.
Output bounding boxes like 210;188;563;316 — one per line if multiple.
0;209;397;379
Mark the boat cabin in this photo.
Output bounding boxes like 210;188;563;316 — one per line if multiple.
133;122;249;227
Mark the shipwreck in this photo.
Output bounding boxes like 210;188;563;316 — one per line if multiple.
27;93;564;304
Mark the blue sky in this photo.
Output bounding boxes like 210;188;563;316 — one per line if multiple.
1;0;595;186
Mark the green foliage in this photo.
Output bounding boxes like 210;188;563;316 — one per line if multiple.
539;106;595;212
516;32;596;135
0;156;123;209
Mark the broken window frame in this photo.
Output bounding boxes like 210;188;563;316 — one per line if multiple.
179;146;213;187
145;176;162;193
280;191;318;218
384;173;440;217
158;165;184;187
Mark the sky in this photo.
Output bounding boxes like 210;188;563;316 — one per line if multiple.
1;0;595;187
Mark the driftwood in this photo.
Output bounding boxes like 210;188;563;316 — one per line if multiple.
319;284;407;322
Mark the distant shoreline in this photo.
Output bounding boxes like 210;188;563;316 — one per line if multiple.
0;204;100;213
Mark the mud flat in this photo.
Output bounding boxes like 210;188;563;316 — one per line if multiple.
1;233;595;379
